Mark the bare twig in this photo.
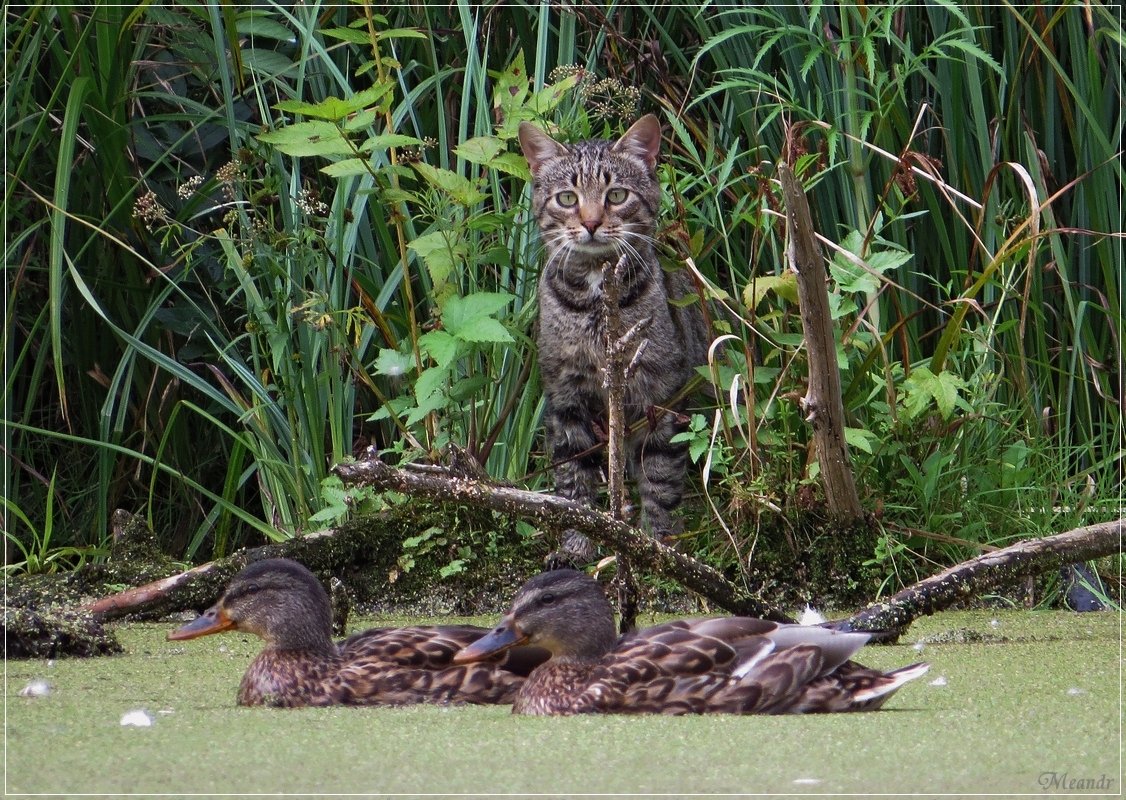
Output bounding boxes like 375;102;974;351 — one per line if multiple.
600;256;650;631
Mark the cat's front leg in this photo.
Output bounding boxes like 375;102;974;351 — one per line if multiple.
544;400;603;566
630;409;691;541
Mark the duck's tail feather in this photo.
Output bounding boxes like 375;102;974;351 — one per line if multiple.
853;661;931;704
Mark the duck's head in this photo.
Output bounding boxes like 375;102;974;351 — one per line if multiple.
167;558;334;654
454;569;617;664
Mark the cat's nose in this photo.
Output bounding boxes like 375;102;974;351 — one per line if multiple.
581;220;600;235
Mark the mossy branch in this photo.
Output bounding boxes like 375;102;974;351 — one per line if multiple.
333;451;792;622
838;519;1124;634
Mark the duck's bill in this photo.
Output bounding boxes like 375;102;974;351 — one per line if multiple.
167;606;234;641
453;614;527;663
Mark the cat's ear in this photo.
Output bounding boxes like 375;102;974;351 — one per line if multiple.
519;122;570;176
611;114;661;171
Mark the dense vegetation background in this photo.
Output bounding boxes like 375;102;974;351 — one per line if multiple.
5;3;1122;604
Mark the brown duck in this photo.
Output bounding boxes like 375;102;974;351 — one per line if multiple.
168;558;547;707
454;569;929;715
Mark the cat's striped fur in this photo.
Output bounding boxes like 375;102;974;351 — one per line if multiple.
520;115;708;562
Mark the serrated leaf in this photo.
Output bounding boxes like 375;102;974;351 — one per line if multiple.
455;136;505;165
273;84;392;121
320;27;370;45
931;369;965;420
450;316;513;343
440;292;515;343
415;365;450;403
487;152;531;181
530;72;581;113
406;389;449;425
380;187;417;205
411;162;487;206
441;292;514;327
407;230;466;288
376;27;427;40
419;330;459;368
743;273;798;308
321;158;371;178
343;109;378;131
493;51;530;114
373;348;414;377
865;248;913;275
257;121;353;157
901;365;965;421
360;133;424;152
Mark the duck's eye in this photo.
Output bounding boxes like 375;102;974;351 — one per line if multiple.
556;191;579;208
539;593;556;605
606;188;628;204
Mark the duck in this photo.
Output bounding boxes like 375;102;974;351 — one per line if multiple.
453;568;929;715
167;558;548;708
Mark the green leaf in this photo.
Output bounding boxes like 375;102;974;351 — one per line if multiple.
450;316;512;344
414;366;449;402
320;27;370;45
743;273;798;308
411;162;486;206
235;15;295;42
830;230;911;295
407;230;466;288
440;292;515;342
493;51;530;115
419;330;459;368
373;348;414;377
902;365;966;420
273;84;393;121
487;152;531;181
360;133;424;152
455;136;505;165
320;158;372;178
257;122;353;157
376;28;427;40
530;72;581;113
843;426;876;455
440;293;515;344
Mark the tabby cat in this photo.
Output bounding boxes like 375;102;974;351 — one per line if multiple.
519;114;708;563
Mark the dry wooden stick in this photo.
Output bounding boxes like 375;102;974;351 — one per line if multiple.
602;254;650;632
779;163;864;521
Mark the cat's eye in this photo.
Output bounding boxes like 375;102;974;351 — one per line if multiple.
539;592;556;605
606;187;629;205
556;191;579;207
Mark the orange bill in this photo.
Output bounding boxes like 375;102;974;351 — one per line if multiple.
167;605;234;641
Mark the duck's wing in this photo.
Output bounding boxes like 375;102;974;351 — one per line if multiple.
339;625;483;665
340;624;548;675
577;618;922;715
576;643;829;714
325;657;529;706
329;625;551;705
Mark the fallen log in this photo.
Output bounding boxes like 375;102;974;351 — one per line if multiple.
76;460;1122;638
838;519;1123;634
333;450;792;622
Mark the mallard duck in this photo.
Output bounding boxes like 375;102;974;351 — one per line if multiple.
168;558;548;707
453;569;929;715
